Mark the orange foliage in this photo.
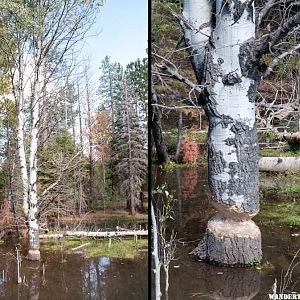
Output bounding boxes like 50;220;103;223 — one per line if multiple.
181;137;199;163
89;110;111;164
0;198;14;231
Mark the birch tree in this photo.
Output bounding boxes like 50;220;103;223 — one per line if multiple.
0;0;102;260
173;0;300;266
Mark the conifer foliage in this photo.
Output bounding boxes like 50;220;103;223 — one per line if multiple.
98;57;148;214
115;77;147;214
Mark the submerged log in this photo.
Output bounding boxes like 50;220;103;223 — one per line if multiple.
259;157;300;172
39;230;148;239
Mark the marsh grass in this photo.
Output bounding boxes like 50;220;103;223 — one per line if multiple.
256;202;300;226
40;236;148;259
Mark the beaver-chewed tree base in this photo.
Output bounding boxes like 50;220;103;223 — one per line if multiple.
190;215;262;267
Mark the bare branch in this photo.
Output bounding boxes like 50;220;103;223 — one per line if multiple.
153;58;203;94
263;43;300;78
257;11;300;57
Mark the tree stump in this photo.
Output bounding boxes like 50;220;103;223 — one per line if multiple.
191;215;262;266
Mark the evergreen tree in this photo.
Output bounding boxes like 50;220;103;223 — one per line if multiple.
98;56;123;125
125;58;148;124
115;77;147;214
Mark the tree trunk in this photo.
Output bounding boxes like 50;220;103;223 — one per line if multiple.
27;73;41;261
85;67;94;209
124;80;136;215
259;157;300;172
185;0;262;266
174;110;183;161
16;50;29;218
151;77;168;164
151;201;161;300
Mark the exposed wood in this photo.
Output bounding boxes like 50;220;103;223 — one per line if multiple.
259;157;300;172
39;230;148;239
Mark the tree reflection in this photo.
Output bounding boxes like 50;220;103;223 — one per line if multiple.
82;256;110;300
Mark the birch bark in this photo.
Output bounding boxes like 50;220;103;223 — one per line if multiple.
27;42;42;260
16;47;29;218
184;0;262;266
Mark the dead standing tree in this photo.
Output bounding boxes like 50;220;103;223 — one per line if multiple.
154;0;300;266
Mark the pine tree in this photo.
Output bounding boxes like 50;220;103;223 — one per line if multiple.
98;56;123;125
115;77;147;214
125;58;148;125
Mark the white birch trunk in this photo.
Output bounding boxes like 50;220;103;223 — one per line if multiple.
17;50;29;218
207;0;259;219
17;102;29;217
186;0;262;266
182;0;212;83
151;201;161;300
27;62;41;261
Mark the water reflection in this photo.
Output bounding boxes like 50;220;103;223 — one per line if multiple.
82;257;110;300
0;246;147;300
154;166;300;300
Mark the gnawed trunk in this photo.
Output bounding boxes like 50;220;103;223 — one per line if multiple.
259;157;300;172
185;0;262;266
191;215;262;266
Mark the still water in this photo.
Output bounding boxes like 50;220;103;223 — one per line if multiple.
0;241;147;299
153;166;300;299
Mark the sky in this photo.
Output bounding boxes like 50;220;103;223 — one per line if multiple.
79;0;148;83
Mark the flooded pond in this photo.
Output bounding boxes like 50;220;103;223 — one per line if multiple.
0;229;148;299
153;166;300;299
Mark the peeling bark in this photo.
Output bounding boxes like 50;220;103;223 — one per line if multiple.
27;70;41;261
184;0;262;266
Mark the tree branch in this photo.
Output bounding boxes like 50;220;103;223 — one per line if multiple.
257;11;300;57
263;43;300;78
153;61;203;94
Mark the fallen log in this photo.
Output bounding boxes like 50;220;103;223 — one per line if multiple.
276;132;300;145
259;157;300;172
39;230;148;239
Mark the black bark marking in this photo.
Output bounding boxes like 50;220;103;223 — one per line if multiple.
222;71;242;86
239;38;263;80
222;0;254;25
247;80;260;102
227;121;259;213
217;57;224;65
209;121;259;214
208;143;227;174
